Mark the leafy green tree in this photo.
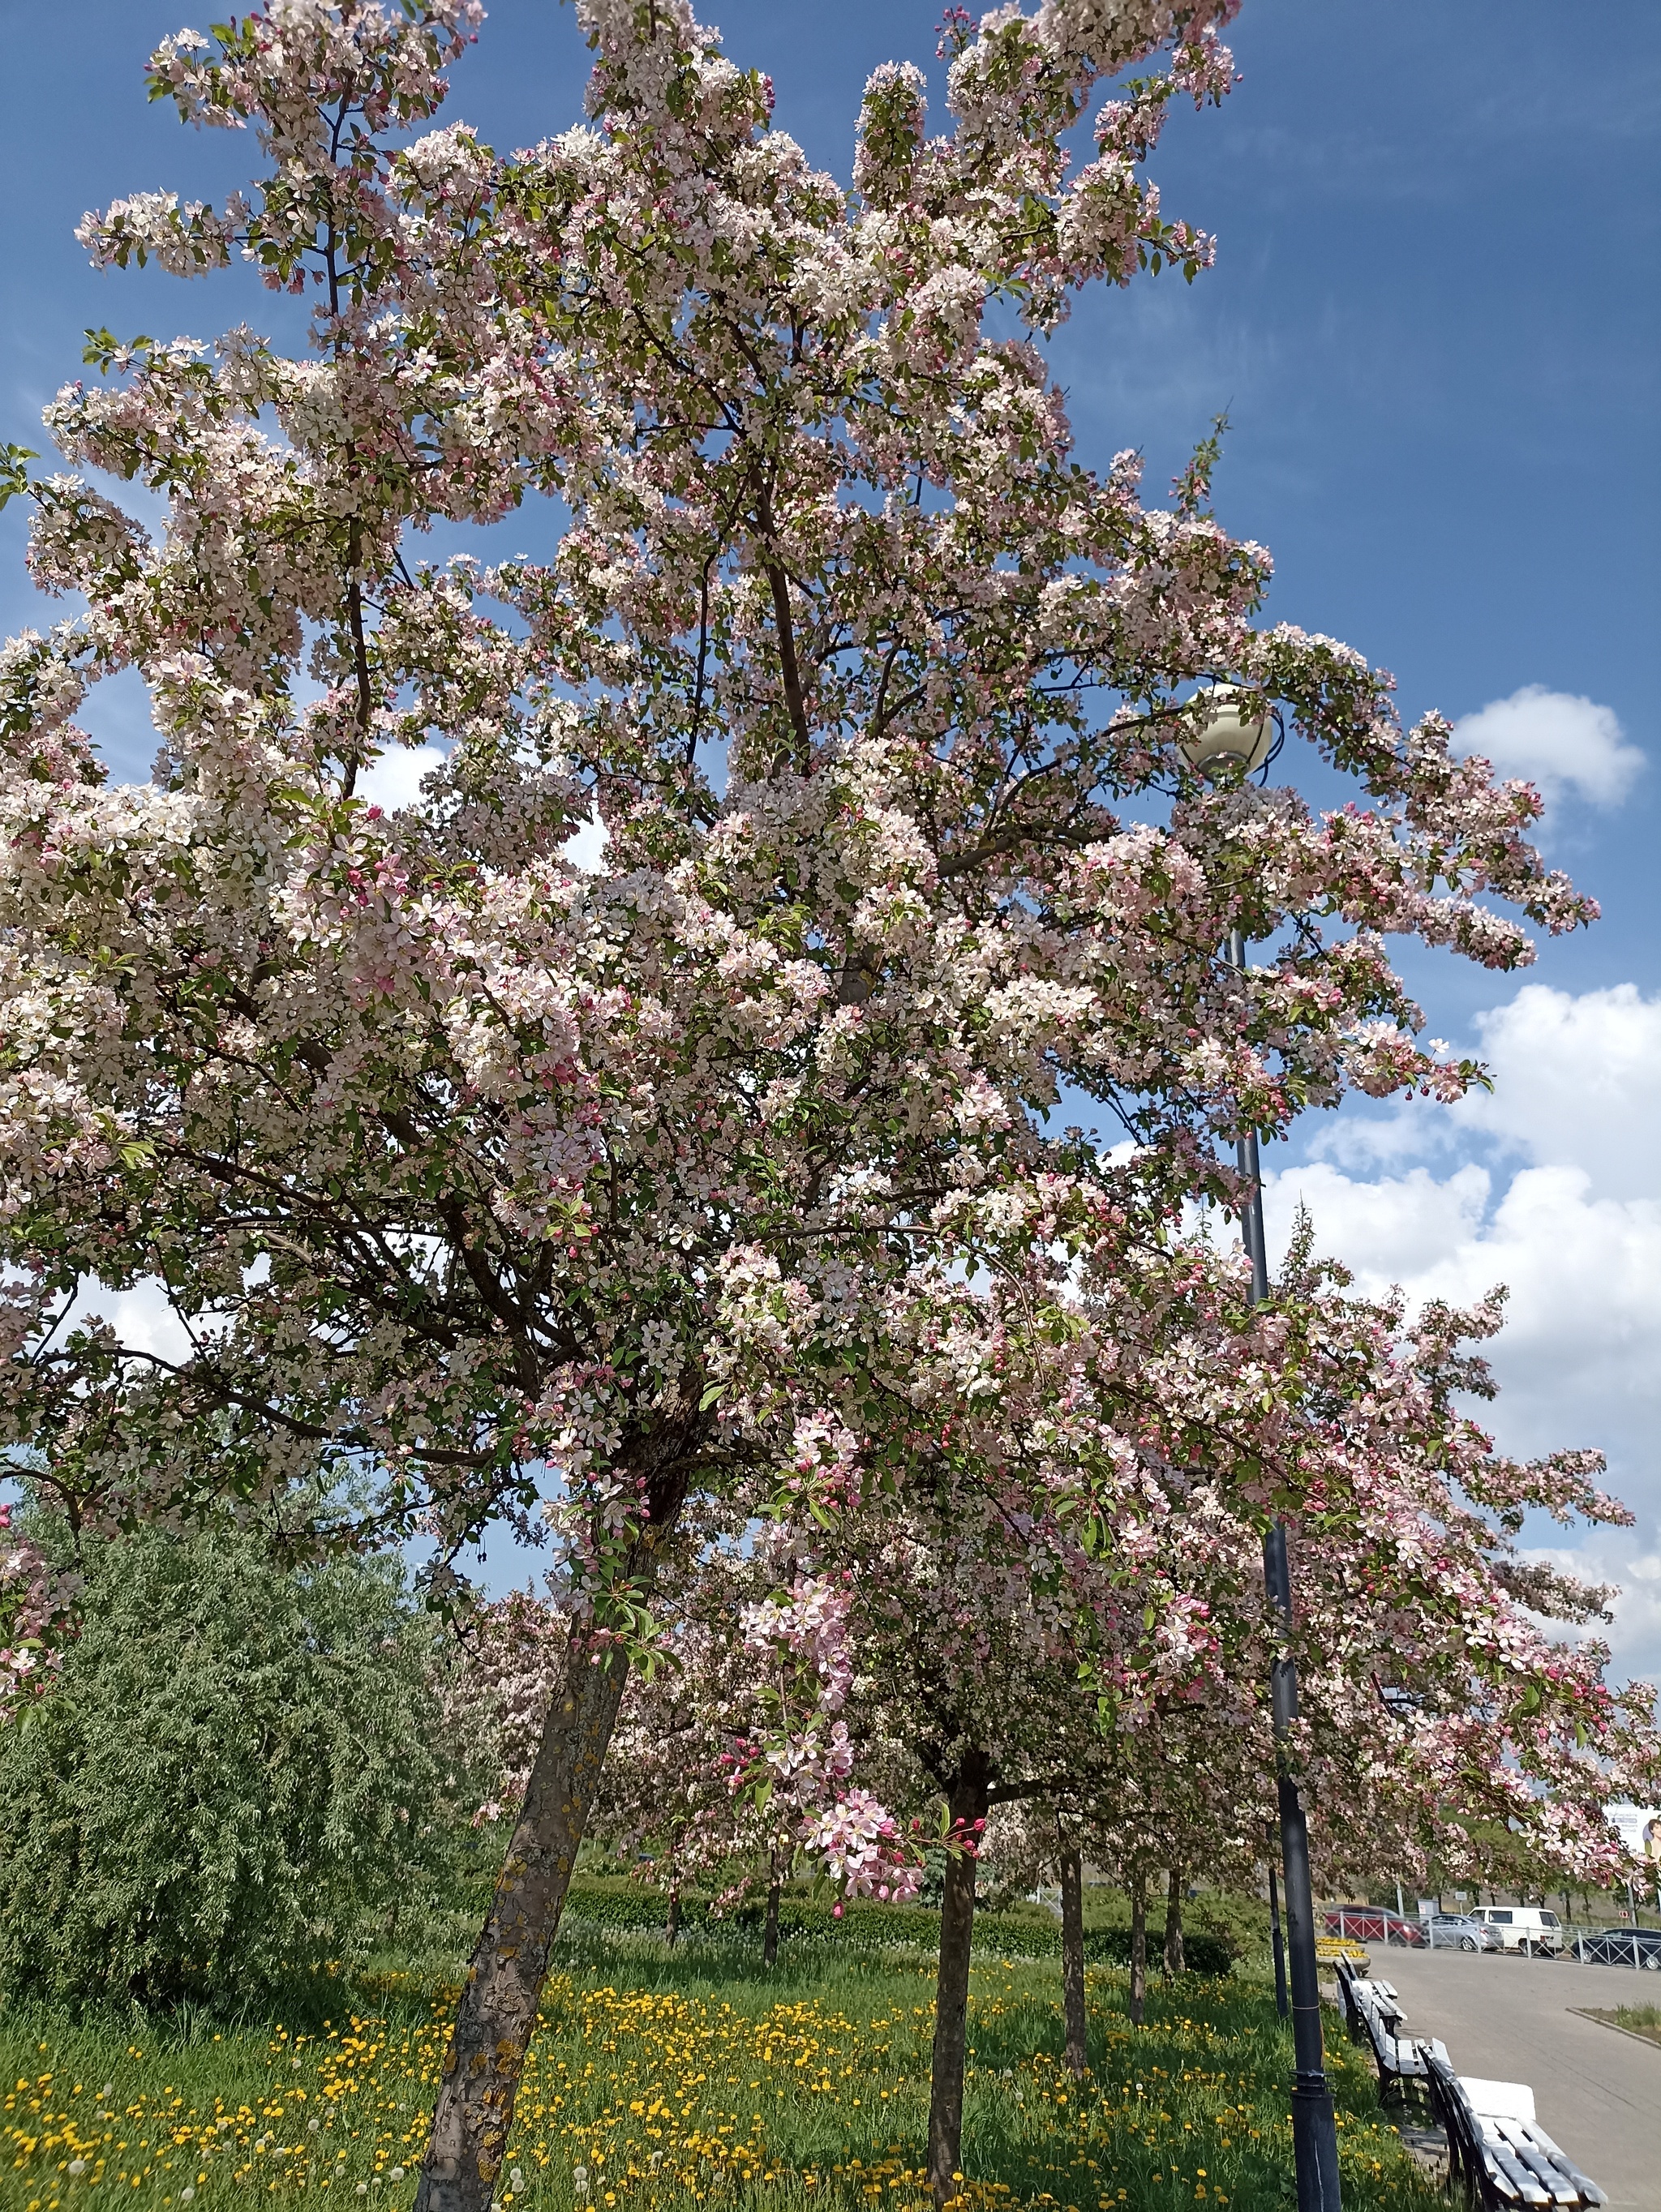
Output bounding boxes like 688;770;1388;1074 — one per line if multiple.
0;1518;458;2008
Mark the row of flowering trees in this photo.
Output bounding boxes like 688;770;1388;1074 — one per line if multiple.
451;1227;1658;2193
0;0;1655;2208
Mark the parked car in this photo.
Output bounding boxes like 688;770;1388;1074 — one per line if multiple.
1323;1906;1427;1948
1468;1905;1563;1955
1569;1926;1661;1970
1421;1912;1502;1952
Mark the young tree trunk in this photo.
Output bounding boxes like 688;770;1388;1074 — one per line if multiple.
1163;1867;1185;1978
665;1878;682;1948
415;1421;695;2212
414;1633;631;2212
1059;1844;1088;2078
762;1851;783;1969
927;1749;992;2208
1128;1869;1148;2028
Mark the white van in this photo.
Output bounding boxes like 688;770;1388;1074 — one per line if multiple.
1470;1906;1562;1955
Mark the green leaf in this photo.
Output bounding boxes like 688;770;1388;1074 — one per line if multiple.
0;446;36;512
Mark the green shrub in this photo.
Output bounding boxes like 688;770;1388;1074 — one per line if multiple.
559;1878;705;1935
0;1520;459;2009
555;1882;1234;1974
1079;1923;1236;1977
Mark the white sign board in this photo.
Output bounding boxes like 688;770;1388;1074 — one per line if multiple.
1607;1803;1661;1864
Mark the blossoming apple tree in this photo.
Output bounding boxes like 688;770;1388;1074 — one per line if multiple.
762;1238;1658;2192
453;1540;927;1939
0;0;1624;2201
0;1503;74;1719
456;1229;1659;2197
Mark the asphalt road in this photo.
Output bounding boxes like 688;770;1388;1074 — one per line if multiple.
1337;1944;1660;2209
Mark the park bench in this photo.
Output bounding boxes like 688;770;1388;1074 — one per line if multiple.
1334;1958;1449;2095
1422;2051;1607;2210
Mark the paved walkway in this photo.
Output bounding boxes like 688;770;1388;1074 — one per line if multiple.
1339;1944;1659;2208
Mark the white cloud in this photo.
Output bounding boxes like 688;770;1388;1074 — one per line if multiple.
1524;1528;1661;1687
1457;984;1661;1200
1265;1161;1661;1456
561;812;608;872
1267;1155;1661;1682
1451;684;1644;808
1271;978;1661;1685
1312;983;1661;1203
358;742;445;814
351;752;607;870
60;1276;195;1367
1268;1160;1491;1283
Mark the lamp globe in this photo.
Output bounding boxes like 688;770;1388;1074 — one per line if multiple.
1177;683;1276;778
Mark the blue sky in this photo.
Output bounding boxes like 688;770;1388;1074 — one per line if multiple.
2;1;1659;1677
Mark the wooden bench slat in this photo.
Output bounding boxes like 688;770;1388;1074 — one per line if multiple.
1515;2125;1607;2208
1493;2123;1577;2206
1481;2133;1552;2207
1421;2049;1607;2212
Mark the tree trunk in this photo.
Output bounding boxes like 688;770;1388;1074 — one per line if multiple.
1163;1867;1185;1977
416;1409;696;2212
1059;1844;1087;2078
665;1878;681;1948
414;1633;630;2212
1128;1869;1148;2027
927;1749;991;2208
1267;1857;1287;2021
762;1853;783;1969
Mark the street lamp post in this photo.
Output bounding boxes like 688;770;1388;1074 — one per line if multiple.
1182;688;1344;2212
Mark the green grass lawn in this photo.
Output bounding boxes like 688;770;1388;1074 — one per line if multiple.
0;1927;1436;2212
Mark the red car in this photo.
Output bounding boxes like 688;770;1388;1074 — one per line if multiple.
1324;1905;1428;1948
